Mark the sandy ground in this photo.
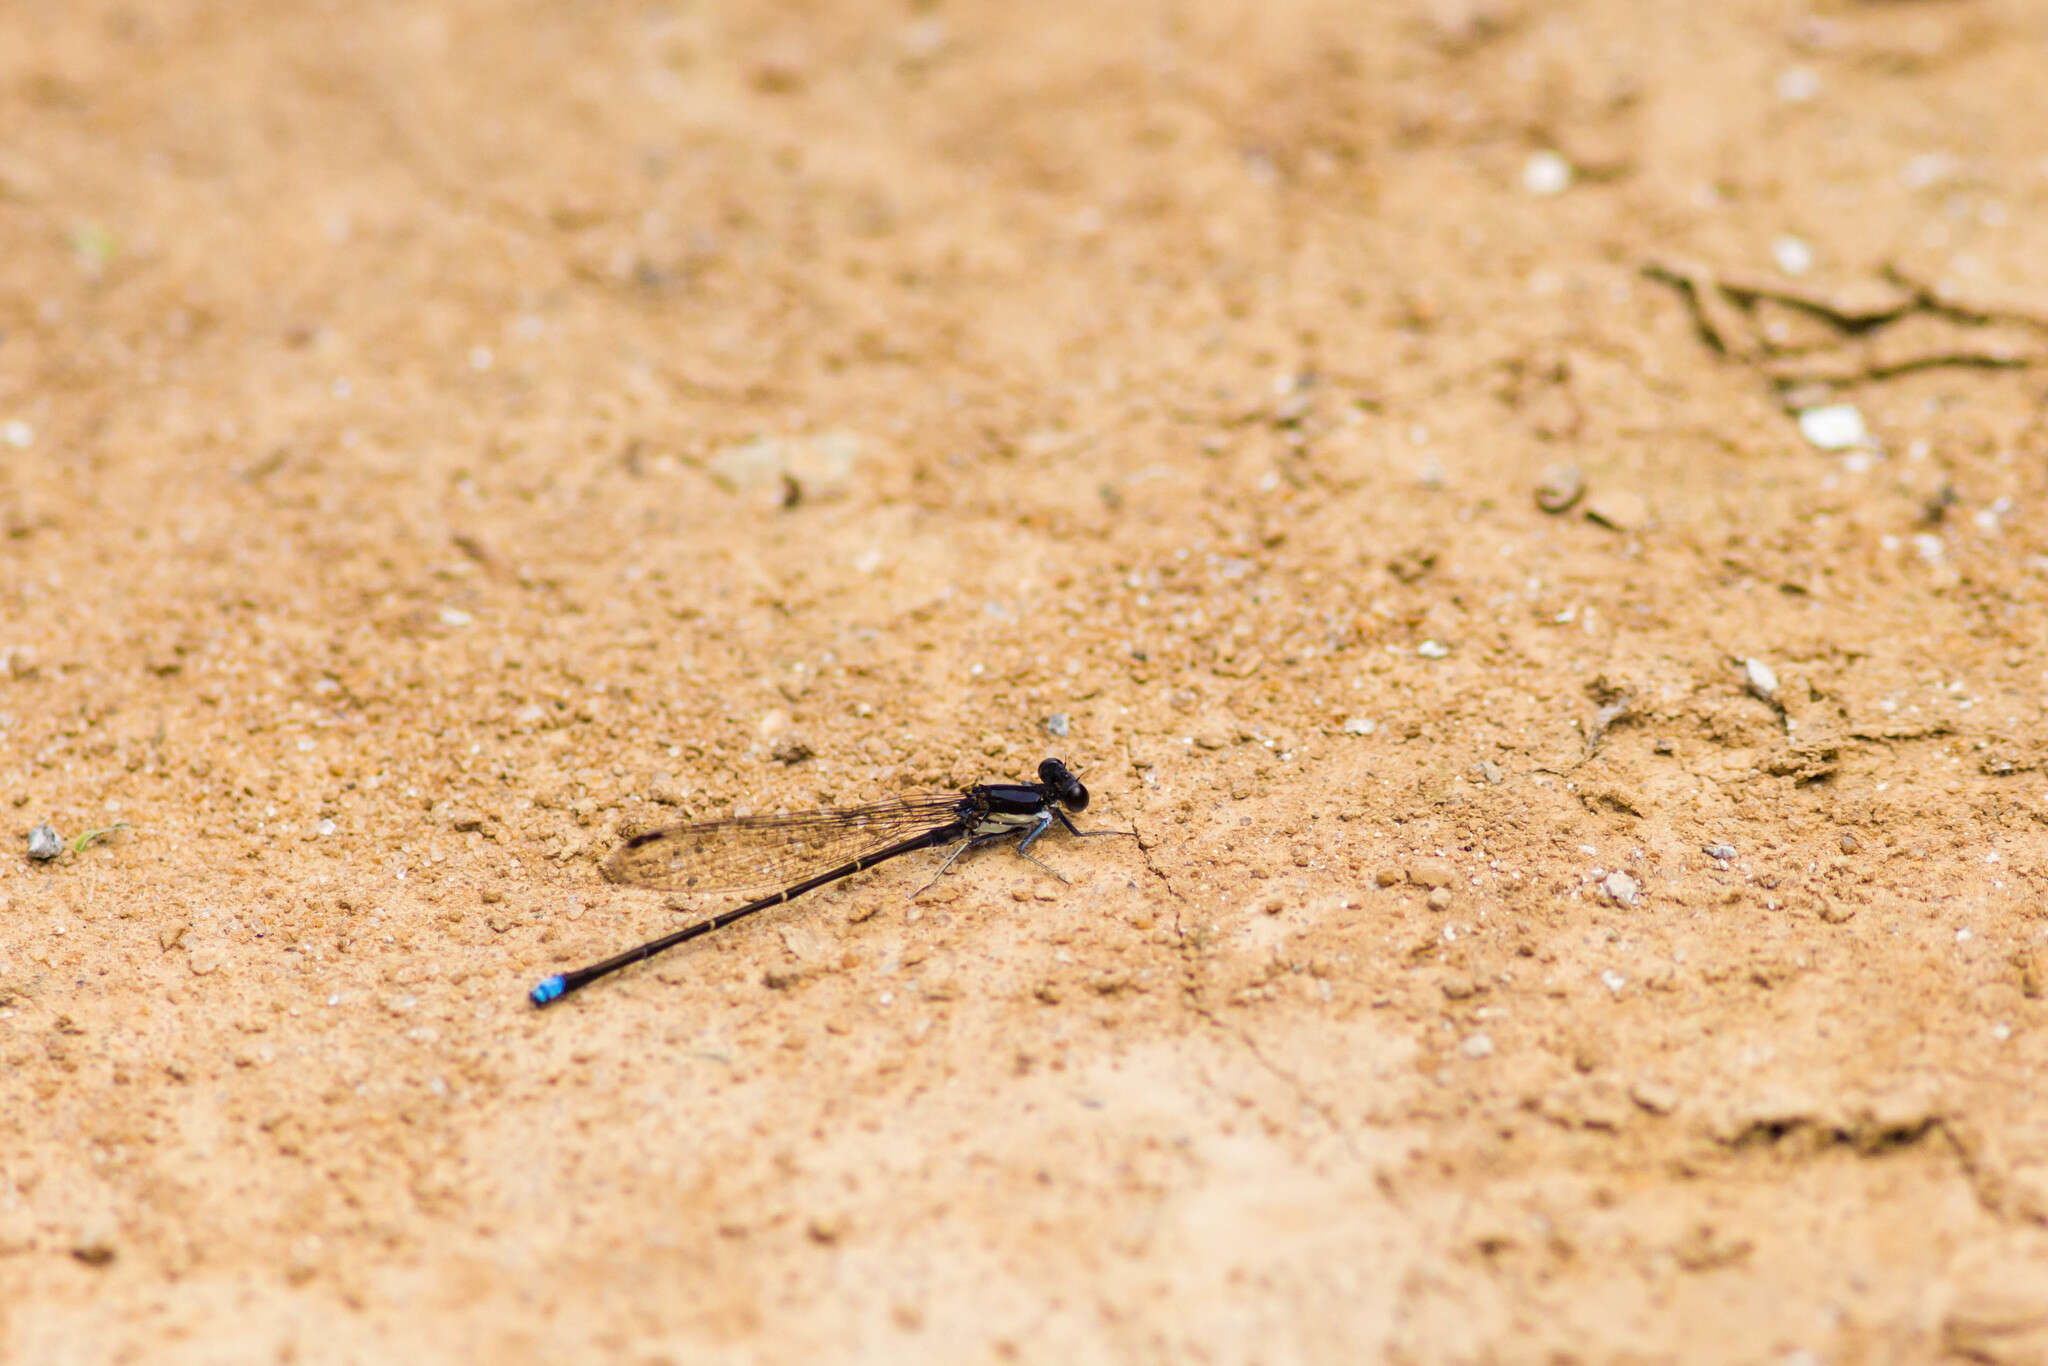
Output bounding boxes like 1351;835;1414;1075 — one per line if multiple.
6;0;2048;1360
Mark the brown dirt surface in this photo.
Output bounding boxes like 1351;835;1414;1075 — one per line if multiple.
6;1;2048;1360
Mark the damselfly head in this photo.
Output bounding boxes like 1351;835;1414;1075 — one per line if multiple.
1039;757;1089;811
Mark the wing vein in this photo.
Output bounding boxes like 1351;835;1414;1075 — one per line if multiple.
601;793;969;892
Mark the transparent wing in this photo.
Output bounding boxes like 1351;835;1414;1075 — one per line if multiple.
601;792;969;892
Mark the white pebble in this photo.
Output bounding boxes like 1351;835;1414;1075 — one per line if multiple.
1771;235;1814;277
1522;150;1572;197
1461;1032;1495;1060
1600;970;1627;995
1417;640;1449;660
1602;871;1641;906
1;420;32;449
1343;717;1377;736
1797;404;1869;451
1742;657;1779;701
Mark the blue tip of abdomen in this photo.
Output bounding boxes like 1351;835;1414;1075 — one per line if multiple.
530;975;566;1007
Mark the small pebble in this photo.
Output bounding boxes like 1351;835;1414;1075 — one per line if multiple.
1652;737;1675;755
1704;843;1737;861
1838;832;1860;854
1522;149;1572;196
1461;1032;1495;1060
71;1236;116;1267
1600;969;1627;995
1477;760;1502;785
1797;403;1870;452
1535;464;1585;514
1601;871;1641;906
1406;859;1456;889
1343;717;1377;736
1373;868;1402;888
1771;235;1814;277
27;824;62;862
1426;887;1453;912
1440;974;1475;1000
1741;657;1779;702
1042;713;1070;738
1417;640;1449;660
